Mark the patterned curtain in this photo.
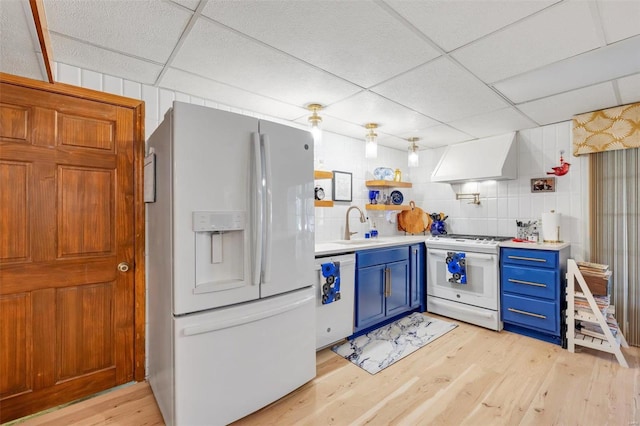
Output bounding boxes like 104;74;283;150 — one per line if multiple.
573;102;640;156
589;148;639;346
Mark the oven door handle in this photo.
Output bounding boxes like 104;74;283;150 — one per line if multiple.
427;248;495;261
428;298;494;319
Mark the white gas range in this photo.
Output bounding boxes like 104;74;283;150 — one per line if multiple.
425;234;512;331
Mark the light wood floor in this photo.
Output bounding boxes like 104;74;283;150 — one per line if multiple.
11;315;640;425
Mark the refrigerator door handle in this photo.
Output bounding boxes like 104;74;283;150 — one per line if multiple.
261;134;273;284
252;132;263;286
182;294;314;336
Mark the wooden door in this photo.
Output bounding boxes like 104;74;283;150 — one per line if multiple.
0;75;144;423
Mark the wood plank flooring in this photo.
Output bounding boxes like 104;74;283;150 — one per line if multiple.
9;315;640;425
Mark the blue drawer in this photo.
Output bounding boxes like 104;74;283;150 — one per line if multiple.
502;294;558;334
501;248;557;269
501;265;557;300
357;246;408;268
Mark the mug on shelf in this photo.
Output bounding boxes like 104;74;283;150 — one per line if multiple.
368;190;380;204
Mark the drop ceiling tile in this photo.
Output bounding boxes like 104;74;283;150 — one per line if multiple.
169;0;201;11
160;68;308;121
201;1;440;88
617;73;640;105
44;0;192;63
324;92;439;135
51;35;163;85
376;134;413;151
172;18;361;108
385;0;558;52
448;107;537;138
371;57;509;123
517;82;618;125
294;114;368;142
597;0;640;44
397;124;473;149
494;35;640;103
452;1;603;83
0;0;45;80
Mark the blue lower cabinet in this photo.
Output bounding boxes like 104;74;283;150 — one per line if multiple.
384;260;410;317
353;244;424;337
355;264;387;329
502;294;558;334
500;246;569;346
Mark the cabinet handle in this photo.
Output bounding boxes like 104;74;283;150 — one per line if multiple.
384;268;391;297
388;268;392;297
507;308;546;319
508;255;546;263
508;278;547;288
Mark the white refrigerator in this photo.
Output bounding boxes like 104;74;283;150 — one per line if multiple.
147;102;316;425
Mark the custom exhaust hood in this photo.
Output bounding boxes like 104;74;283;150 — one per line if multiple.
431;132;517;183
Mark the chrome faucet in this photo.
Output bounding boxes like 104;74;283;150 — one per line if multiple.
344;206;366;240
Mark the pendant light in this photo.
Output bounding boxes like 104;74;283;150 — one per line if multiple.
307;103;323;144
365;123;378;159
408;137;420;168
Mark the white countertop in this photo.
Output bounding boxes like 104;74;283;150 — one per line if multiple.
315;235;428;256
500;240;571;251
315;236;571;256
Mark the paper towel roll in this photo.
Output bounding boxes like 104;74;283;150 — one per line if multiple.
541;211;561;242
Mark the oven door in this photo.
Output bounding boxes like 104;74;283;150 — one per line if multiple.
426;248;499;310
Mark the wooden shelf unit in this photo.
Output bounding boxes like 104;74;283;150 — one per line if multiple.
365;180;412;188
365;204;411;211
566;259;628;368
314;170;333;207
314;170;333;179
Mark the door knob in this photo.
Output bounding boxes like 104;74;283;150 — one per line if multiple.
117;262;130;272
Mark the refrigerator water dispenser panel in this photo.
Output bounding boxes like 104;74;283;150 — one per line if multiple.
193;211;247;294
193;211;245;232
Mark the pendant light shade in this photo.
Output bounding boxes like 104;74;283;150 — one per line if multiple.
408;137;420;168
307;103;323;145
365;123;378;159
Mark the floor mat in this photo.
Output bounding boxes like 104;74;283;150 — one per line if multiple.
332;313;457;374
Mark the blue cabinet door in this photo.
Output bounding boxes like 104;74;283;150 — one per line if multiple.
409;244;424;310
385;260;410;317
355;264;386;330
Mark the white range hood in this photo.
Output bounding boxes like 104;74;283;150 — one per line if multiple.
431;133;517;183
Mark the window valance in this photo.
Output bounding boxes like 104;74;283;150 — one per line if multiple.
572;102;640;156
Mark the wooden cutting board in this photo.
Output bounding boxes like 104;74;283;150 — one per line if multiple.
398;201;429;234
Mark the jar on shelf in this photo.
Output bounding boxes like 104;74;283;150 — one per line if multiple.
393;169;402;182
